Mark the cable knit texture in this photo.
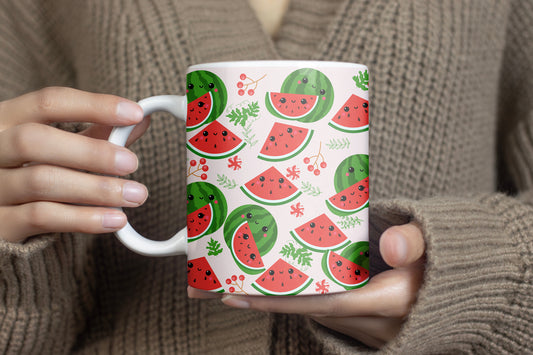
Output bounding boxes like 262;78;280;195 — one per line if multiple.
0;0;532;354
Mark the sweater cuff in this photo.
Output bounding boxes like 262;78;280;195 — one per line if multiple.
310;195;532;353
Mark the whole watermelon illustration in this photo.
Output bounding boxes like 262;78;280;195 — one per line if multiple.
186;70;227;131
328;94;369;133
224;205;278;274
326;154;369;216
265;68;334;123
187;182;227;242
322;241;369;290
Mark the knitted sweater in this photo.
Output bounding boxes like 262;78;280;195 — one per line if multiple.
0;0;532;354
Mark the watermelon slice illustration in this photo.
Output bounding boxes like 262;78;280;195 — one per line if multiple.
187;257;224;292
327;177;369;216
186;182;227;242
187;204;213;240
265;92;318;119
289;214;350;252
328;94;369;133
187;120;246;159
251;259;313;295
240;166;301;205
224;205;278;274
322;250;369;290
258;122;314;162
187;92;214;131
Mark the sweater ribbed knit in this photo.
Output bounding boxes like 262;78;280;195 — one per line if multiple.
0;0;532;354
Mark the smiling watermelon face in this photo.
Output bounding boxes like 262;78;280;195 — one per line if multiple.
329;94;369;133
186;70;227;131
240;167;301;205
327;154;369;216
186;182;227;242
265;68;334;123
251;259;313;295
187;120;246;159
187;257;224;292
258;122;314;162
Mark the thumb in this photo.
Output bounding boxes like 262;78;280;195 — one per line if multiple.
379;222;425;268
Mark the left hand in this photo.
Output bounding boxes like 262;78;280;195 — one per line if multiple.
188;222;426;349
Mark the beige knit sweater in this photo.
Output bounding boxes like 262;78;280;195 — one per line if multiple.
0;0;532;354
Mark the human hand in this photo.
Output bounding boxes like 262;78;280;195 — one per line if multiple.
188;222;425;349
0;87;151;242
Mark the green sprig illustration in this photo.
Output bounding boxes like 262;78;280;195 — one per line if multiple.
242;122;259;147
326;138;351;150
217;174;237;189
337;216;364;229
226;101;260;127
206;238;223;256
279;242;313;267
300;181;322;196
353;70;369;91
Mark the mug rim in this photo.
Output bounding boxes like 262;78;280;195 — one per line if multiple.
188;60;367;70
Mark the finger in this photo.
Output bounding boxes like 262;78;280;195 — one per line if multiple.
0;123;138;175
221;266;423;318
187;286;224;299
0;202;127;243
79;115;152;147
0;87;143;129
310;316;403;349
379;222;425;268
0;165;148;207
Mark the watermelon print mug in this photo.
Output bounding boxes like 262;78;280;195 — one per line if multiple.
109;60;370;296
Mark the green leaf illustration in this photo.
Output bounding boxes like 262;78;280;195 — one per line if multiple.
206;238;223;256
301;181;322;196
326;138;351;150
217;174;237;189
242;121;259;147
337;216;364;229
279;242;313;267
227;101;260;127
353;70;369;91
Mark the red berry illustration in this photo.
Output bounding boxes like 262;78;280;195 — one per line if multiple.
238;89;245;96
237;81;244;88
231;275;237;281
314;169;321;176
247;89;255;96
320;161;327;169
190;160;197;166
188;158;210;181
303;157;311;164
226;274;248;295
304;142;327;175
235;73;266;96
240;73;247;80
229;287;235;293
200;158;207;165
239;275;245;281
225;278;232;285
201;173;207;180
307;165;314;172
202;165;209;172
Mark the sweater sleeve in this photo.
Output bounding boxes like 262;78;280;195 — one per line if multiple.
309;1;533;353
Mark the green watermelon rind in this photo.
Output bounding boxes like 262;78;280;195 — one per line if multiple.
289;230;350;253
265;92;319;120
326;199;369;216
341;241;370;271
328;121;369;133
187;203;214;242
186;70;227;130
251;276;313;296
257;129;314;162
186;92;214;132
229;221;266;275
240;185;302;206
322;251;369;290
186;139;246;160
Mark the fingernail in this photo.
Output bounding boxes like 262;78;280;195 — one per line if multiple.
122;181;148;205
221;295;250;309
116;101;143;123
114;150;138;174
395;232;408;265
102;212;126;229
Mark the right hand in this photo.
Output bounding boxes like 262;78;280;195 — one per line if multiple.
0;87;151;243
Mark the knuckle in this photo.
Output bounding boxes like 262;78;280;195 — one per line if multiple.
25;165;54;197
11;123;41;158
35;87;61;114
25;202;51;231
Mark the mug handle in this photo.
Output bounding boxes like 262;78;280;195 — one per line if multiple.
108;95;188;257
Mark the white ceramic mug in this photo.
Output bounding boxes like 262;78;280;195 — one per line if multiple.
109;60;370;296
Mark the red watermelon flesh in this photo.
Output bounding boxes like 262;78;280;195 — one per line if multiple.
187;120;245;159
187;204;213;240
251;259;312;295
326;251;369;287
232;221;265;271
187;92;213;129
290;214;349;252
258;122;313;161
241;166;301;205
329;94;369;133
187;257;224;292
327;177;369;214
268;92;318;119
